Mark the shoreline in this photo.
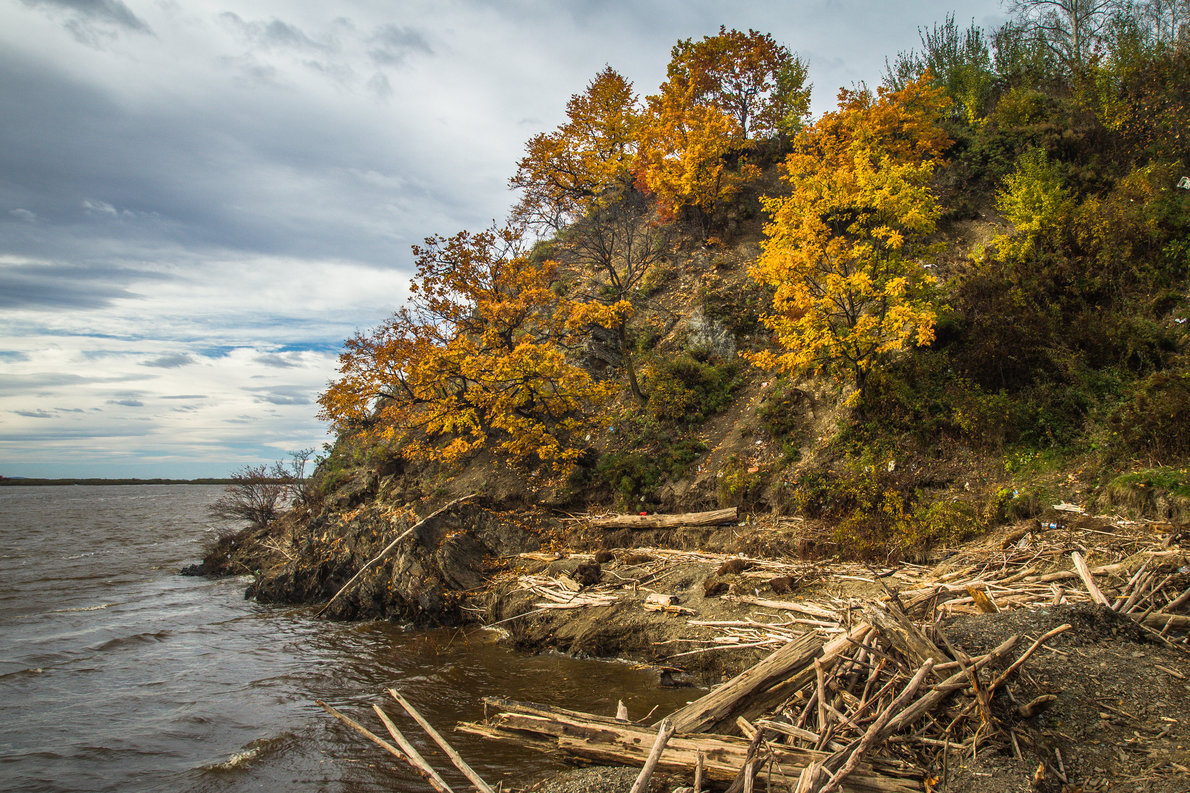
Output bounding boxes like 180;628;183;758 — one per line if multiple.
200;498;1190;791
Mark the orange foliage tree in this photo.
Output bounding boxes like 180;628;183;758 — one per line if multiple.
750;76;951;397
318;226;627;475
636;27;809;220
510;67;642;230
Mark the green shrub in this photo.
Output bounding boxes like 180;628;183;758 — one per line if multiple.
644;354;742;425
1110;366;1190;462
718;455;766;509
788;461;985;561
596;437;707;505
758;379;808;440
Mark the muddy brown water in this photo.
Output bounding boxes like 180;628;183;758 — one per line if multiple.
0;485;700;792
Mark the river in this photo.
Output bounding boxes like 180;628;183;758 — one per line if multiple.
0;484;698;792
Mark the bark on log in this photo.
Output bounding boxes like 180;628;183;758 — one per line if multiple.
864;602;949;667
588;507;738;529
1071;551;1111;607
665;631;825;734
629;719;675;793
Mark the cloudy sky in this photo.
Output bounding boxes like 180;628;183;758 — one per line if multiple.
1;0;1005;479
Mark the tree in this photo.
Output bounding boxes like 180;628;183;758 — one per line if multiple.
318;225;626;475
667;26;810;139
635;28;809;220
750;76;951;398
884;14;995;123
208;461;289;530
560;188;672;401
510;67;641;231
1006;0;1125;78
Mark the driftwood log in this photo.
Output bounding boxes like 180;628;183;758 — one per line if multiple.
666;623;871;733
457;698;919;793
587;507;738;529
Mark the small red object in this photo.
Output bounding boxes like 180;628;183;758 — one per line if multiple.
639;511;648;516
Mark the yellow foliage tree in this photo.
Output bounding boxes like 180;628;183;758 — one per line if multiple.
635;87;747;220
510;67;641;230
751;76;951;396
318;226;627;475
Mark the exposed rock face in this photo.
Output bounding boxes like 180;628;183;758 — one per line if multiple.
248;498;541;624
685;309;736;359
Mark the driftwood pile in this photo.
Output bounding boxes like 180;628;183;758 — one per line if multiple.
322;508;1189;791
464;510;1189;791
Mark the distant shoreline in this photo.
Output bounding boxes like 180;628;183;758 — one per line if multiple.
0;478;235;486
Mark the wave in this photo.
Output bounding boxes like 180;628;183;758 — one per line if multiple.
90;630;172;653
203;733;293;773
51;602;122;613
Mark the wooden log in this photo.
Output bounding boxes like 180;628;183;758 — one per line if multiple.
863;602;949;667
588;507;738;529
667;624;873;734
725;595;842;621
316;699;406;763
629;719;675;793
666;631;827;734
459;698;916;791
387;688;495;793
1071;551;1110;607
373;705;457;793
1141;612;1190;630
544;729;914;793
883;635;1019;734
315;700;451;793
818;660;935;793
736;624;874;727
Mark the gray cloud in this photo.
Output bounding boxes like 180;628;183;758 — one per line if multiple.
15;408;53;418
10;208;38;223
0;48;465;274
254;353;300;369
142;353;195;369
20;0;151;48
0;372;145;395
22;0;151;31
0;261;162;310
368;23;432;66
248;384;311;406
219;13;327;53
106;397;144;407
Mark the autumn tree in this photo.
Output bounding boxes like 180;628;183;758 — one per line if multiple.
510;67;641;231
318;225;626;475
635;27;809;220
667;26;811;139
750;75;951;398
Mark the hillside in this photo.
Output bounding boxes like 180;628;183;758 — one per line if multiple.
196;9;1190;792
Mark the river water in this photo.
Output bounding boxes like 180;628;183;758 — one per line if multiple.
0;485;698;792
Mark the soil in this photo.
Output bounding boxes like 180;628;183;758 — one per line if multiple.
935;604;1190;793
